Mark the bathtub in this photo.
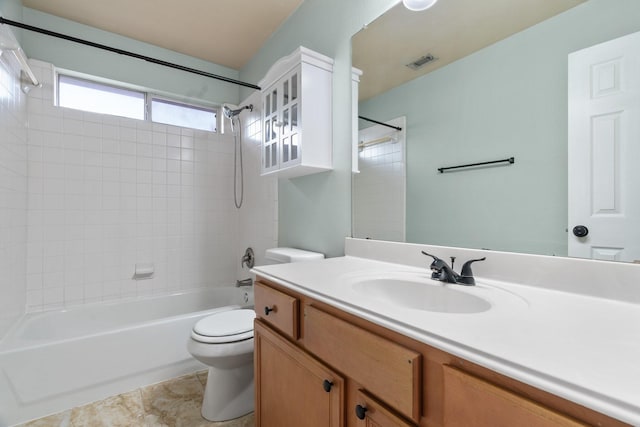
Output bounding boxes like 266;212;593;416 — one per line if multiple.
0;286;254;426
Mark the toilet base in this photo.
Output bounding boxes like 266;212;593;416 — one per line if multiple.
201;364;254;421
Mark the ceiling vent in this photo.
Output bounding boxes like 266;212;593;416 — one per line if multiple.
406;53;438;70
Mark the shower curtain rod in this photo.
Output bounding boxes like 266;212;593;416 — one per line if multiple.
358;116;403;131
0;17;261;91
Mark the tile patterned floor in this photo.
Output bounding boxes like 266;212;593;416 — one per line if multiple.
16;371;254;427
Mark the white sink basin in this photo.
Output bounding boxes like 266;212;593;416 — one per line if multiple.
352;277;491;313
343;272;526;314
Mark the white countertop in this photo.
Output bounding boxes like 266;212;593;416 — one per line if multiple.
252;255;640;426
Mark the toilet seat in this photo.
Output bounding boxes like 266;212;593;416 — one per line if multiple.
192;309;256;344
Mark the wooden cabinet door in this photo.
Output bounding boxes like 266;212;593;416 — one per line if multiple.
443;366;587;427
255;320;344;427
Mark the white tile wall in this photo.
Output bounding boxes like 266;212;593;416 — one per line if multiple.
353;118;406;242
0;51;29;335
23;60;274;312
235;91;278;278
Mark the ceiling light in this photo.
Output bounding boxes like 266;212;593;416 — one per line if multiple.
402;0;439;11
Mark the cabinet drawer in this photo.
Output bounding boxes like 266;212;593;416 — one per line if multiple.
254;281;299;340
443;366;587;427
304;305;421;423
354;389;415;427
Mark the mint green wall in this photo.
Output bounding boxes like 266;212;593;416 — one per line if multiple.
240;0;395;257
0;0;21;21
21;8;241;105
359;0;640;256
0;0;23;41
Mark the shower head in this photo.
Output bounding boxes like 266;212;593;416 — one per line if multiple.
222;104;253;119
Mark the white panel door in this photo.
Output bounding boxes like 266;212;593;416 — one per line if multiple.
568;31;640;262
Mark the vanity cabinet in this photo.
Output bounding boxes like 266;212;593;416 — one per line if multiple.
259;46;333;178
253;277;630;427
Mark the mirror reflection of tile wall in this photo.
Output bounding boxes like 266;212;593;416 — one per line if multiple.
353;117;406;242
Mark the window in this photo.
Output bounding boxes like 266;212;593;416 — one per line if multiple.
151;98;216;132
58;75;145;120
57;74;217;132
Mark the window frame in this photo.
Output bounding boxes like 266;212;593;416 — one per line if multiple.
148;96;218;132
56;74;147;121
55;71;219;132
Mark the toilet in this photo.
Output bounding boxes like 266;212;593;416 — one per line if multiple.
187;247;324;421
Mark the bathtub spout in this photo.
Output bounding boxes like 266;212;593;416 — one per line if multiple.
236;278;253;287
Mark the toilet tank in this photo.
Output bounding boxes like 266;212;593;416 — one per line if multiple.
264;247;324;264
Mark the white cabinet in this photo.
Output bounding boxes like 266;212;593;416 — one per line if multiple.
259;47;333;178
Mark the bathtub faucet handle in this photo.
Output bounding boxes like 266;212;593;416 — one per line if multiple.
241;247;255;269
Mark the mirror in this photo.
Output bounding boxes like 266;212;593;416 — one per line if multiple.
352;0;640;262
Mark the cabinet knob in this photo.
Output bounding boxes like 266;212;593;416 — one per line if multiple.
264;306;275;316
322;379;333;392
355;404;368;420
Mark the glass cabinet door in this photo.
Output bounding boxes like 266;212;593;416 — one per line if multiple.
263;85;279;173
262;65;304;174
280;69;301;168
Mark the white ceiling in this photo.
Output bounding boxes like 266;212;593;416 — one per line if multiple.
22;0;304;70
353;0;585;101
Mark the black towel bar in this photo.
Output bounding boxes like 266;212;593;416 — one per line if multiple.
438;157;515;173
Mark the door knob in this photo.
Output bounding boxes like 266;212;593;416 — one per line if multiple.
572;225;589;238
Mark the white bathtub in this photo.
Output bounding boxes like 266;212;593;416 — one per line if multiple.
0;287;254;427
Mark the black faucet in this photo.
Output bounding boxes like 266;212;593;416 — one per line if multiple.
421;251;486;286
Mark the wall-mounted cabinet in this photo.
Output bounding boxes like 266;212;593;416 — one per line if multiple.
259;47;333;178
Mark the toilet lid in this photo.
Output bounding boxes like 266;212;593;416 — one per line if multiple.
192;309;255;343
